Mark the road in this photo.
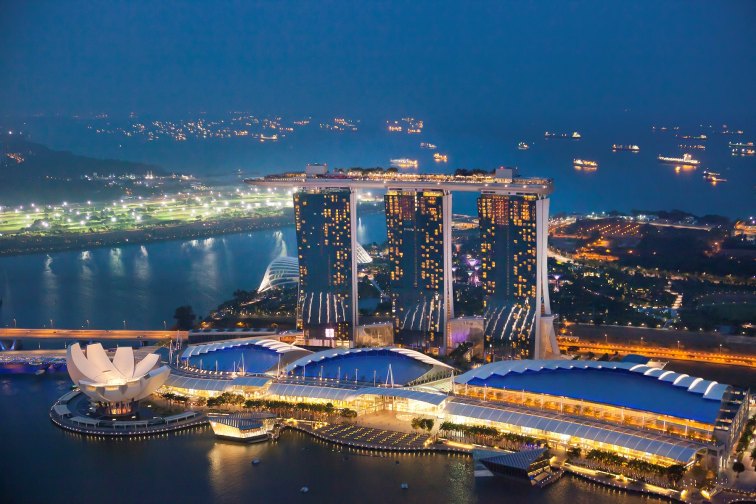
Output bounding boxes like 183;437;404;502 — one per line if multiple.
0;328;188;341
559;339;756;368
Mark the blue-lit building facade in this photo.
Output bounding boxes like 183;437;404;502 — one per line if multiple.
384;190;452;352
293;189;357;344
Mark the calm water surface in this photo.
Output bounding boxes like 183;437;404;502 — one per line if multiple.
0;214;387;331
0;375;662;504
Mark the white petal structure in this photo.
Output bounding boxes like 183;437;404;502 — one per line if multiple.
66;343;170;404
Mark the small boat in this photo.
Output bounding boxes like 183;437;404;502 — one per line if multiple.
252;459;261;466
400;483;409;490
517;142;530;150
571;131;581;139
300;486;309;493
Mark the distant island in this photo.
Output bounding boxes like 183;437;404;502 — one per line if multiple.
0;133;163;205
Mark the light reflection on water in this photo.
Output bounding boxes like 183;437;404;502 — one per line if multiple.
0;375;664;504
0;213;388;330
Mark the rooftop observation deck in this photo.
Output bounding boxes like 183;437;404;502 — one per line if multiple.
244;168;553;196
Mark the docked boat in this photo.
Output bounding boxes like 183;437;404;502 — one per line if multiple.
657;153;700;166
517;142;530;150
433;153;448;163
390;158;419;169
611;144;639;152
573;159;598;170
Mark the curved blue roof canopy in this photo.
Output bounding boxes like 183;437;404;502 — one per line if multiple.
284;347;453;386
456;360;729;424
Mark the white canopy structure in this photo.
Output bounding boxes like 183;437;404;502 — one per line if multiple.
258;244;372;293
66;343;170;407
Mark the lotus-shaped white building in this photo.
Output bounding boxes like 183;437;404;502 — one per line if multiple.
66;343;170;415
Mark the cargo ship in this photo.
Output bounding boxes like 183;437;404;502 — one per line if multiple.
678;144;705;150
657;153;700;166
517;142;530;150
703;171;727;184
390;158;419;169
611;144;640;152
731;147;755;156
573;159;598;170
728;141;754;148
433;153;448;163
420;142;437;150
544;131;581;139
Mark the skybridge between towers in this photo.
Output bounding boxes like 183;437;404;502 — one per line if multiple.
245;165;558;360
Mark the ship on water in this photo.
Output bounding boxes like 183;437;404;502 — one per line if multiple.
390;158;419;169
728;141;754;148
611;144;640;152
433;153;448;163
573;159;598;170
731;147;755;156
678;144;706;150
703;170;727;184
517;142;530;150
544;131;581;139
729;141;755;156
420;142;437;150
657;153;700;166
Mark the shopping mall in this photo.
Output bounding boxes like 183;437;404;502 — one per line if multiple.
161;336;750;470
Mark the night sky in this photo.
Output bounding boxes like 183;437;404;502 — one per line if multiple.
1;0;755;123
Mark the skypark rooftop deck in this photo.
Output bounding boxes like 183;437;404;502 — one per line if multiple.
245;168;553;196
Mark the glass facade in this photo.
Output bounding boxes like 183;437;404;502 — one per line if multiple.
478;194;538;359
385;190;447;349
293;189;354;342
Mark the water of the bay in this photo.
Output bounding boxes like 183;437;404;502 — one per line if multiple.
0;374;663;504
0;213;386;331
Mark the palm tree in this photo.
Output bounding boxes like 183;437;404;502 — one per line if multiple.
733;461;746;478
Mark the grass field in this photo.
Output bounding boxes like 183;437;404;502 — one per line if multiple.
0;188;292;236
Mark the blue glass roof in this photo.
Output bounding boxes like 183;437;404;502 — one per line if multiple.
285;348;446;385
466;367;722;424
188;346;280;374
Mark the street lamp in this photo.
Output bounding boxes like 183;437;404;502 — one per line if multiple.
123;320;127;329
50;319;54;329
677;340;680;350
85;319;90;329
12;318;16;328
163;320;167;330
